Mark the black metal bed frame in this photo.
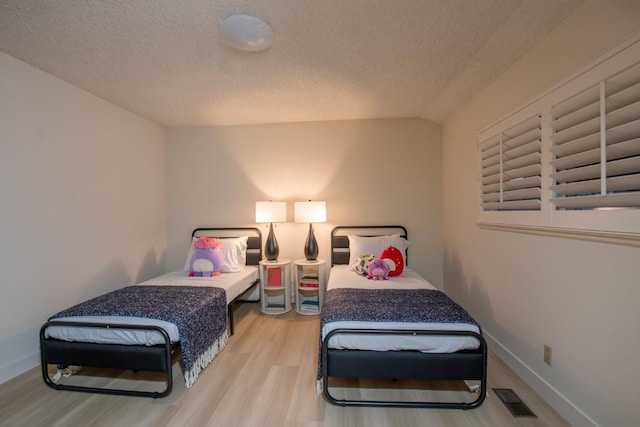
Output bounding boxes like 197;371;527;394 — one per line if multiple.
40;321;177;398
192;227;263;336
321;225;487;409
40;227;261;398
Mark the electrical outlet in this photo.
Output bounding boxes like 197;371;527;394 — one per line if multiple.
544;345;552;366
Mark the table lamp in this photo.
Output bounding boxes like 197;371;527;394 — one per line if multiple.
294;201;326;261
255;201;286;261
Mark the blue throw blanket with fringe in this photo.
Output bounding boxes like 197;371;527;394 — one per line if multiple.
50;285;228;388
317;288;480;381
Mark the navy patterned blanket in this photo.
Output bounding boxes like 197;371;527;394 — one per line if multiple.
50;285;228;388
321;288;480;326
317;288;480;381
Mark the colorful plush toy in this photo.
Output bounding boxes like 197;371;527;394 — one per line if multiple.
380;245;404;276
367;258;390;280
353;254;376;276
189;237;223;277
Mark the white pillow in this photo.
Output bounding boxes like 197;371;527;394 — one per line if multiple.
220;236;249;272
347;234;409;268
183;236;249;273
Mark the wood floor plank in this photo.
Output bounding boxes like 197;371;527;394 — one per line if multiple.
0;302;570;426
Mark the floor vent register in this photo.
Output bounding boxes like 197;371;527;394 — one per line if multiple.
492;388;537;418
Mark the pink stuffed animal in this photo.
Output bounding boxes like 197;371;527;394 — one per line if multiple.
367;258;390;280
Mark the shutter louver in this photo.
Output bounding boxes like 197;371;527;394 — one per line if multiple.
480;115;542;211
551;62;640;209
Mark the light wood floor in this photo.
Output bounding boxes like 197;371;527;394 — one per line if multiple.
0;302;570;427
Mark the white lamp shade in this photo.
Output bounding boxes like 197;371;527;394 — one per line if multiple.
219;15;274;52
255;201;286;223
294;201;326;223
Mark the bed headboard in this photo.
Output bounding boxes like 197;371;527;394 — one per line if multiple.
331;225;408;267
191;227;262;266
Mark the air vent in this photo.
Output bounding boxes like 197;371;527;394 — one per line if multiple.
493;388;537;418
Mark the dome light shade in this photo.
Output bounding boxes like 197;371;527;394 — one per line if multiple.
219;15;274;52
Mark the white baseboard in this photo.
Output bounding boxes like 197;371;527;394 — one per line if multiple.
484;331;598;427
0;351;39;385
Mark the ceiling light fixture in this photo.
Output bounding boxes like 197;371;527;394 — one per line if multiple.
219;15;274;52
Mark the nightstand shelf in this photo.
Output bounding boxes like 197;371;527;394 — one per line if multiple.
293;259;326;315
259;259;292;315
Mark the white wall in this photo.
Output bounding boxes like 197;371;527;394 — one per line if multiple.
165;118;443;285
442;1;640;426
0;53;166;383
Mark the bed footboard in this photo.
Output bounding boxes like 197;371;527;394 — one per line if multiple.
40;321;176;398
321;328;487;409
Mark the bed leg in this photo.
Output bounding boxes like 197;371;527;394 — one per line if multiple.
228;304;234;336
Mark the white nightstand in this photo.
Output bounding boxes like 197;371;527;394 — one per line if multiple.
259;259;292;315
293;259;326;315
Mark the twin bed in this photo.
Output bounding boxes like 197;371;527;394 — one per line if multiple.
40;224;486;410
318;226;487;409
40;227;261;398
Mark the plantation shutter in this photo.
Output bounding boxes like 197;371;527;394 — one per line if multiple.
479;36;640;235
550;62;640;209
480;115;542;211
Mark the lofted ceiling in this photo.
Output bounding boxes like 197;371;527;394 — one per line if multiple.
0;0;583;127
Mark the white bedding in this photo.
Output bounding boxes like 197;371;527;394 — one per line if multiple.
323;265;480;352
45;266;259;346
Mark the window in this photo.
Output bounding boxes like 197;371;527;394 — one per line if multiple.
480;113;542;212
550;62;640;210
478;35;640;236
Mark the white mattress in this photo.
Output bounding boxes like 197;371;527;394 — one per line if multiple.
323;265;480;352
141;267;259;303
45;266;259;346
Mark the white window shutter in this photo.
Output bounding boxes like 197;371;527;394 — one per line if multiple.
551;62;640;209
480;115;542;211
478;34;640;236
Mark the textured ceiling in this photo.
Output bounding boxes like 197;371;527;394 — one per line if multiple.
0;0;583;127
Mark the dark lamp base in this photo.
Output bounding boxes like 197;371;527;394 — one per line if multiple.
265;223;279;261
304;223;318;261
